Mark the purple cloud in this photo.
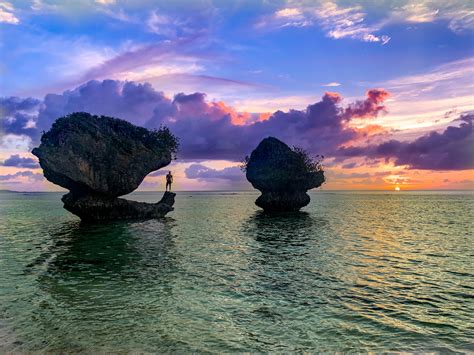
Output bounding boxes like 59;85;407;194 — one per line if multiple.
185;164;244;181
3;79;472;172
36;80;170;131
2;80;391;161
344;89;390;119
341;162;358;169
1;96;41;137
2;154;39;169
338;114;474;170
0;170;44;181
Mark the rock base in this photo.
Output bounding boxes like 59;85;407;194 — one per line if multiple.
62;191;175;221
256;191;310;212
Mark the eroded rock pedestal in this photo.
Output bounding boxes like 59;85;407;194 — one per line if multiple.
32;112;177;221
246;137;325;212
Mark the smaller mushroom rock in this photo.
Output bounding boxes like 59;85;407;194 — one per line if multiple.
245;137;325;212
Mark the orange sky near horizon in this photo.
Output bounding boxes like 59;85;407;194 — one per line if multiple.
1;152;473;192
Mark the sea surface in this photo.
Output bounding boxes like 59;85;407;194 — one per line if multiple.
0;190;473;352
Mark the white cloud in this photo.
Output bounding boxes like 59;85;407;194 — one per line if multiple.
368;57;474;132
322;82;341;87
258;0;472;42
0;134;32;151
275;8;302;18
147;11;177;37
389;1;474;33
255;6;311;29
114;61;204;82
45;38;116;81
95;0;116;5
382;57;474;88
312;1;391;44
257;1;390;44
0;1;19;24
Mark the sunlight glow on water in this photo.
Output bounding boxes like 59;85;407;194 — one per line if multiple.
0;191;473;352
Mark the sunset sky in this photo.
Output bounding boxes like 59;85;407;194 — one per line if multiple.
1;0;473;191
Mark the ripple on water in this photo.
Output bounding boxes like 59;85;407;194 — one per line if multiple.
0;190;473;352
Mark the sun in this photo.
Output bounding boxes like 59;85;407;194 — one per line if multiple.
395;186;401;191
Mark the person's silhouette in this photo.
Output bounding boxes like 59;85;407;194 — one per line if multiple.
165;171;173;192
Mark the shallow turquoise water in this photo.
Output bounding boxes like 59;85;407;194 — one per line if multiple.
0;190;473;352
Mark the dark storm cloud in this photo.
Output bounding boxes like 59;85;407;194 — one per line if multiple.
185;164;244;181
338;114;474;170
2;154;39;169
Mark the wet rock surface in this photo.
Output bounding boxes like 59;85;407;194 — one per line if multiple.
61;191;175;222
32;112;177;221
246;137;325;212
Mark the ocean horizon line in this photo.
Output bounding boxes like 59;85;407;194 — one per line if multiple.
2;189;473;193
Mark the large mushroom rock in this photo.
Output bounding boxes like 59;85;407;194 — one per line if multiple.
32;112;179;221
245;137;325;212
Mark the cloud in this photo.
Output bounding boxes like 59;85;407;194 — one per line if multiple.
338;113;474;170
95;0;116;4
368;57;474;132
37;80;172;129
313;2;390;44
0;1;19;24
3;80;390;162
147;11;180;37
142;73;265;102
341;162;358;169
4;78;471;172
185;164;244;182
275;8;302;18
2;77;472;185
257;1;390;44
19;31;212;97
0;170;43;182
2;154;39;169
0;134;32;151
322;82;341;87
389;1;474;34
255;6;310;28
75;36;203;86
257;0;473;43
1;96;42;137
344;89;391;119
383;58;474;89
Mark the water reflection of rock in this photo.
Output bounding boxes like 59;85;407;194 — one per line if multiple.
241;212;332;305
27;218;179;300
245;211;327;258
22;219;183;351
232;212;334;350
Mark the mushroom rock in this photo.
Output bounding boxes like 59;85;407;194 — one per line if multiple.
32;112;178;221
245;137;325;212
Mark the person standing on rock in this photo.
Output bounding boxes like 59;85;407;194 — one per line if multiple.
165;171;173;192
